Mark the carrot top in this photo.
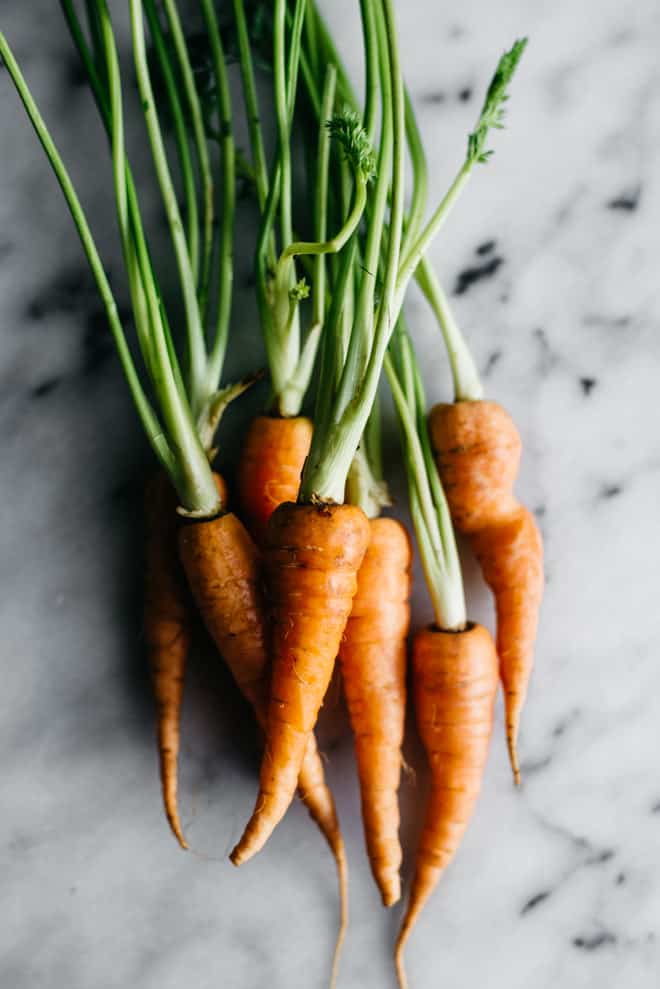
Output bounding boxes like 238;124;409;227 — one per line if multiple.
231;0;375;418
2;0;246;517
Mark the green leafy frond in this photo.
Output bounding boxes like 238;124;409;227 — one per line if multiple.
326;108;377;182
467;37;527;165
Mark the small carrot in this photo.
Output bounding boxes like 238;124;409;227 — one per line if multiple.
338;515;411;907
230;500;371;865
429;400;544;783
144;471;228;849
395;623;499;986
237;414;313;545
387;325;499;988
143;472;193;849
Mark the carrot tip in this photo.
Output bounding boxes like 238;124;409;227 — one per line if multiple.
229;847;244;867
380;882;401;908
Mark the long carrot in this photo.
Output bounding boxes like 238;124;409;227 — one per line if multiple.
338;515;411;907
178;504;349;976
394;623;498;987
237;414;313;545
386;325;499;988
144;472;192;849
429;400;544;784
230;500;370;864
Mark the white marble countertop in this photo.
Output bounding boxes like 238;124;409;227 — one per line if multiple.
2;1;660;987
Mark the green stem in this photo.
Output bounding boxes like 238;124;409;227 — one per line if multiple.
280;176;367;263
160;0;214;315
416;257;483;401
402;86;427;257
200;0;235;394
0;30;171;475
232;0;270;212
386;342;466;630
129;0;207;414
274;0;293;250
143;0;199;280
395;162;471;310
312;65;336;329
300;0;406;503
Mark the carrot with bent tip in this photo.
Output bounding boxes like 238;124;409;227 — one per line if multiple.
143;470;226;848
338;512;411;907
386;327;499;989
428;400;544;782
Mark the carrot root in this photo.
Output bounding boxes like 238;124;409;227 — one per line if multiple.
231;501;370;865
429;400;544;781
144;473;193;849
395;623;498;986
339;517;412;907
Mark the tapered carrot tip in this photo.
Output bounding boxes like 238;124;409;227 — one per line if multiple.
160;747;188;849
508;728;522;786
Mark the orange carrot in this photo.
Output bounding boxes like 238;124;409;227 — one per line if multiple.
231;500;371;865
143;472;192;849
237;415;313;545
338;516;411;906
144;472;228;849
178;504;349;958
395;622;499;988
429;400;544;781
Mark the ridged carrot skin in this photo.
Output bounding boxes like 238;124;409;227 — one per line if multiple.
237;415;313;545
395;623;499;988
428;400;544;781
144;472;228;849
231;501;371;865
177;509;344;855
338;517;412;907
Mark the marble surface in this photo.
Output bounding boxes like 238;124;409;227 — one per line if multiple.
2;1;660;987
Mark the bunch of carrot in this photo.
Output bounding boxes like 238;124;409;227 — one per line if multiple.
1;1;543;985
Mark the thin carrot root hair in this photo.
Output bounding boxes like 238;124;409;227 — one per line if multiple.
428;400;544;781
339;516;412;907
395;622;499;988
231;500;370;865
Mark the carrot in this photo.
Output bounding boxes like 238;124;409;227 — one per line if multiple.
179;505;349;957
143;472;192;848
428;400;544;782
230;501;371;865
338;516;411;907
144;471;228;849
237;414;313;545
395;623;499;987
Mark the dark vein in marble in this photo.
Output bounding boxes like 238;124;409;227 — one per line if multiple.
30;377;61;399
583;313;631;329
476;240;496;256
482;350;501;376
598;483;622;500
521;890;551;915
607;185;641;211
579;376;597;395
453;255;503;295
573;931;617;951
